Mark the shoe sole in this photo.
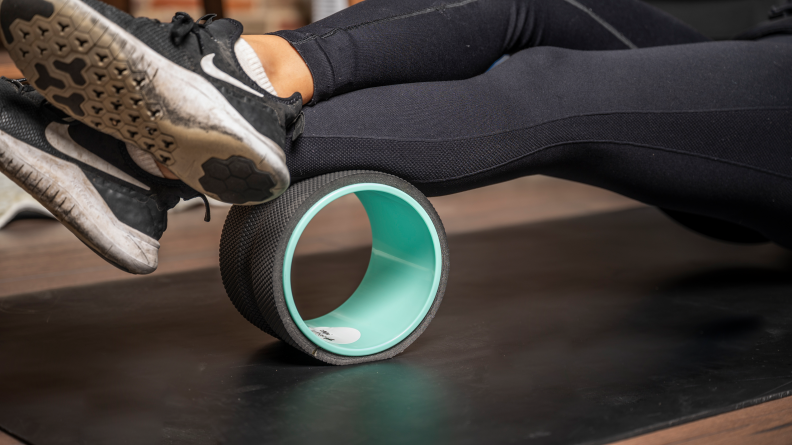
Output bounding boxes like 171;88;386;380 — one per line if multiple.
0;129;159;274
0;0;289;205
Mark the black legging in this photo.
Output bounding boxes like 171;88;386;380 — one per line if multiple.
274;0;792;248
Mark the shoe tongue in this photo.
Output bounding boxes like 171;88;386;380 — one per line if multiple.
204;18;244;41
13;85;49;107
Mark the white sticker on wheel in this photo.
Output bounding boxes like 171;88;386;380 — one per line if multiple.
309;327;361;345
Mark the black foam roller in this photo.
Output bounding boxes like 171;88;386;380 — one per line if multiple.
220;171;450;365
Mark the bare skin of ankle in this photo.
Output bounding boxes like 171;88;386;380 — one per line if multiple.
157;162;179;180
240;35;314;104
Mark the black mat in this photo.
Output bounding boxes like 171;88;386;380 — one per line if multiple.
2;208;792;445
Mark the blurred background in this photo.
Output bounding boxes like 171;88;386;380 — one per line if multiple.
109;0;784;37
124;0;785;38
0;0;786;294
0;0;782;98
0;0;783;228
0;0;781;103
1;0;783;44
119;0;782;37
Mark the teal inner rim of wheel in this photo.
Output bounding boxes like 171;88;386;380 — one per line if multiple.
283;183;442;356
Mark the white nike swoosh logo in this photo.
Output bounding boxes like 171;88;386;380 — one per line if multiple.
201;54;264;98
45;123;150;191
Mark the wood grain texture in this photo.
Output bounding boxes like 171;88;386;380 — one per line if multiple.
0;172;790;444
0;176;641;298
0;431;21;445
0;50;22;79
612;395;792;445
0;204;229;298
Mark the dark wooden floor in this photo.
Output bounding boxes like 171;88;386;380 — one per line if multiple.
2;1;790;441
0;176;639;297
1;177;791;445
615;396;792;444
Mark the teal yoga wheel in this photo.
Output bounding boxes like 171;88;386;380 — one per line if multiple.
219;171;450;365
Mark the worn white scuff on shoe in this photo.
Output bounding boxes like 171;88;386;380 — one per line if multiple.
15;0;290;203
126;142;164;178
45;123;151;190
0;130;159;273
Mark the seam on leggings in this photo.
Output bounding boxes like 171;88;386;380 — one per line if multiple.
290;0;480;45
304;106;792;142
314;43;337;101
409;140;792;184
561;0;637;49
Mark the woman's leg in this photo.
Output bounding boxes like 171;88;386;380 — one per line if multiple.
285;38;792;247
245;0;707;104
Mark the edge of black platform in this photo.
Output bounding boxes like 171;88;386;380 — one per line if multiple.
0;423;33;445
587;388;792;445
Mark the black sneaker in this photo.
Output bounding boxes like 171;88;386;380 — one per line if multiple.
0;0;302;205
0;78;205;274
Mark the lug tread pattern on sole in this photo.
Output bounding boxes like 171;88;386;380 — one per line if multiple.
3;0;286;205
200;156;276;205
5;0;178;168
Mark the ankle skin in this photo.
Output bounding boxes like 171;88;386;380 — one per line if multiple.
240;35;314;104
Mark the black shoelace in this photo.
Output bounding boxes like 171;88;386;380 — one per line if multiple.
156;185;212;222
7;77;27;89
170;12;217;46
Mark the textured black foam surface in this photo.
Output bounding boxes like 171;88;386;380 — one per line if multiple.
220;171;450;365
1;208;792;445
